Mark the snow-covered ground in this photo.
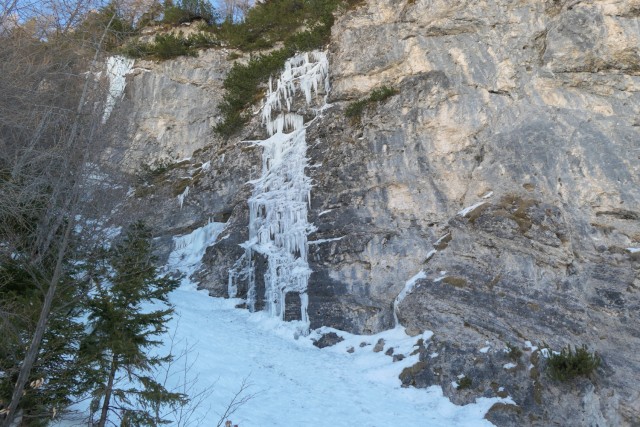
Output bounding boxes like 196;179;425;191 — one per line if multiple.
155;289;504;426
56;222;509;426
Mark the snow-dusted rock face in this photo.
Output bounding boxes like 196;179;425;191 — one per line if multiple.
114;1;640;425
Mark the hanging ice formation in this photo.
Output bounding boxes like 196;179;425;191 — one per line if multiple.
228;51;330;329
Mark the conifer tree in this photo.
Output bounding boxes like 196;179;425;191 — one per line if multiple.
163;0;217;25
80;222;185;427
0;254;88;425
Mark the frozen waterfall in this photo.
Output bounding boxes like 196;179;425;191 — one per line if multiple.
229;51;330;331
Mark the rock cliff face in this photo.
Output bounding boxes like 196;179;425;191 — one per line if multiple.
109;49;233;170
114;0;640;425
303;1;640;424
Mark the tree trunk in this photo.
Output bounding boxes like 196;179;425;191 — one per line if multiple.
97;355;118;427
0;219;73;427
0;12;117;427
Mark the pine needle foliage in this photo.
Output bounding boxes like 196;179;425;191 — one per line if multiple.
0;257;87;426
163;0;218;26
457;376;472;390
121;32;220;59
345;86;399;122
0;181;88;424
546;344;601;381
214;0;364;137
79;221;185;426
506;342;523;361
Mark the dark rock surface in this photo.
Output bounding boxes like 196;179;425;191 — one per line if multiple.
312;332;345;349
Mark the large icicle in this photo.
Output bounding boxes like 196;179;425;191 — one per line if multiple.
229;51;329;331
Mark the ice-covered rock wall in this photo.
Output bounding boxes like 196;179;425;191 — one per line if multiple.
229;52;330;329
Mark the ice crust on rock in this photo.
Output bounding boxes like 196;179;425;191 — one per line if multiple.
102;55;134;123
169;221;226;281
393;271;427;327
177;186;189;209
457;201;487;217
229;51;330;331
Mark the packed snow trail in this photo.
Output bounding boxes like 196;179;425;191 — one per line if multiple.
158;289;504;426
229;52;329;329
162;224;507;426
55;223;508;426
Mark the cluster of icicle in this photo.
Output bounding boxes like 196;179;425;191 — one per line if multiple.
228;51;329;331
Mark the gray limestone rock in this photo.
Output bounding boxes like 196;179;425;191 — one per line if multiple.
113;1;640;425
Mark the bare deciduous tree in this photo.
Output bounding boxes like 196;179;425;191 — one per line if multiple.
220;0;253;22
0;2;121;425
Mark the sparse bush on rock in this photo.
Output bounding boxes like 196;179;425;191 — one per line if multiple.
546;345;600;381
345;86;399;122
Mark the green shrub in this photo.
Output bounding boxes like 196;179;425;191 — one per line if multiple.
215;0;341;52
369;85;399;102
344;99;367;119
215;40;319;136
546;345;600;381
163;6;191;25
120;40;155;58
457;376;472;390
214;0;364;137
154;33;196;59
215;47;294;136
345;85;399;122
186;31;219;49
506;343;523;361
119;32;219;60
163;0;217;25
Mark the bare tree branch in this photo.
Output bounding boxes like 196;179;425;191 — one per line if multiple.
0;6;119;426
215;377;257;427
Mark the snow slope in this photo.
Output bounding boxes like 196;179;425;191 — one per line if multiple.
57;222;508;426
159;289;504;426
161;223;508;426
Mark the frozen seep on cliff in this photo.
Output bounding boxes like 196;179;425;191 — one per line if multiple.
102;56;134;123
228;51;330;331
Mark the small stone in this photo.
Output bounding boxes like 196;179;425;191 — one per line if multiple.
373;338;385;352
385;347;394;356
393;354;405;362
405;327;422;337
359;342;368;348
312;332;344;349
347;346;355;353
